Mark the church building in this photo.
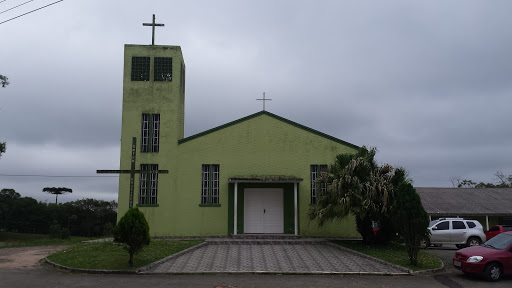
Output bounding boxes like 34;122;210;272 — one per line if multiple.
115;43;360;237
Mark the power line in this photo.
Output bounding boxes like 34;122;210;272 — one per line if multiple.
0;0;36;15
0;0;63;25
0;174;118;178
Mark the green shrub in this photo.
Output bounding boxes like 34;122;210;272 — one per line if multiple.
392;182;429;265
48;222;71;239
48;222;62;239
113;208;150;266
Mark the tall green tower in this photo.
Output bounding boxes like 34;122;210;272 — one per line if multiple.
117;44;186;219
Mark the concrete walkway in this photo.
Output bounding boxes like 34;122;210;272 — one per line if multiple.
146;239;409;274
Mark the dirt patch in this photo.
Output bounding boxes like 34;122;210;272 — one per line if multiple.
0;246;68;269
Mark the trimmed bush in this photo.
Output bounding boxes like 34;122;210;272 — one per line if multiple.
113;208;150;266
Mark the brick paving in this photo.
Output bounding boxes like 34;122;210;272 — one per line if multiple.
147;240;408;274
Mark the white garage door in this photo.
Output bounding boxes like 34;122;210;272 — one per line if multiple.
244;188;284;233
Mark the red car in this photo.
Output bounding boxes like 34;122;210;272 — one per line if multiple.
453;231;512;281
485;225;512;240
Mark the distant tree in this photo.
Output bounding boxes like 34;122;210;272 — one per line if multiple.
66;198;118;236
0;142;5;159
0;188;21;230
451;171;512;188
458;179;477;188
392;182;430;266
42;187;72;204
113;208;150;266
0;74;8;87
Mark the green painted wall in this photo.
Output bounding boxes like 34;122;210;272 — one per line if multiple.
117;44;360;238
174;114;359;237
118;45;185;229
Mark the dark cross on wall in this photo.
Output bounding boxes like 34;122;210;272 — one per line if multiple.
97;137;168;208
143;14;165;45
257;92;272;111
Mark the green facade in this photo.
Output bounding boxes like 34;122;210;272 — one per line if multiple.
118;44;360;237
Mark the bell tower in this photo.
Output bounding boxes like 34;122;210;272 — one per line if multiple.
117;43;186;213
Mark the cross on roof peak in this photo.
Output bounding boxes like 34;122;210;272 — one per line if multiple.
257;92;272;111
143;14;165;45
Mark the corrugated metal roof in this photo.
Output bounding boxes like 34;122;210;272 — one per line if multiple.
416;187;512;216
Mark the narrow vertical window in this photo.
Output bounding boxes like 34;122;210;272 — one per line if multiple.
149;164;158;204
201;165;210;204
201;164;220;205
154;57;172;81
131;57;150;81
311;164;328;204
141;114;150;153
141;113;160;153
139;164;158;205
151;114;160;152
320;165;328;194
211;164;220;204
310;165;318;204
139;164;149;204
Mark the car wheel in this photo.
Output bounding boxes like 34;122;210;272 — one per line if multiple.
484;263;502;282
455;244;466;249
419;237;430;249
467;237;482;247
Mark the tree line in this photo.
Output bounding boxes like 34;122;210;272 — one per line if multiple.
452;172;512;188
0;188;117;238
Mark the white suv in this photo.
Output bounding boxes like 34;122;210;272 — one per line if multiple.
421;218;487;249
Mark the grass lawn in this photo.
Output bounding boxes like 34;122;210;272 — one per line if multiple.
332;240;442;271
0;231;95;248
47;239;204;270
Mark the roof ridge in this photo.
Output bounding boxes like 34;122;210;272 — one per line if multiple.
178;111;359;148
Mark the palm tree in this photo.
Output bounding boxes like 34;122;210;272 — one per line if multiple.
309;146;407;243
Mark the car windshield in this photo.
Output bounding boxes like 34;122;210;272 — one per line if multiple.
428;220;438;228
482;233;512;250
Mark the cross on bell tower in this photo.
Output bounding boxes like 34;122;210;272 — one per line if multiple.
143;14;165;45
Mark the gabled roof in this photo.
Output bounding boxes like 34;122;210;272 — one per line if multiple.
178;110;359;149
416;187;512;216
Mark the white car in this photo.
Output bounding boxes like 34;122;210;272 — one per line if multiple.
421;218;487;249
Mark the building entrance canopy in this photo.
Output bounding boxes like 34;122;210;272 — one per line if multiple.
228;176;303;183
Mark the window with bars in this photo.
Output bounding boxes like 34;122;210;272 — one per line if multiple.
310;164;328;204
139;164;158;205
154;57;172;81
141;114;160;153
201;164;220;205
131;57;150;81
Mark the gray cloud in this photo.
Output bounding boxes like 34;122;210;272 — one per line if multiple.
1;0;511;202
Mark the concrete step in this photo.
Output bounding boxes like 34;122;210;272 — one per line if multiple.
231;233;301;240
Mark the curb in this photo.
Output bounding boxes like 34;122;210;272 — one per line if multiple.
328;242;445;275
326;242;411;275
136;241;209;273
409;260;445;275
144;271;410;276
44;258;136;274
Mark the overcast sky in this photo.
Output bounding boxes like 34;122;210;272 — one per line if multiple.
1;0;511;203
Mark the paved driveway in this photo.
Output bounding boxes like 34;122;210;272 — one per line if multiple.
3;244;512;287
146;240;408;274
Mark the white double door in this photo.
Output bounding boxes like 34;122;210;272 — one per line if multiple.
244;188;284;233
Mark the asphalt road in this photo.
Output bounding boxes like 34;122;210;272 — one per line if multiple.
1;245;511;288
